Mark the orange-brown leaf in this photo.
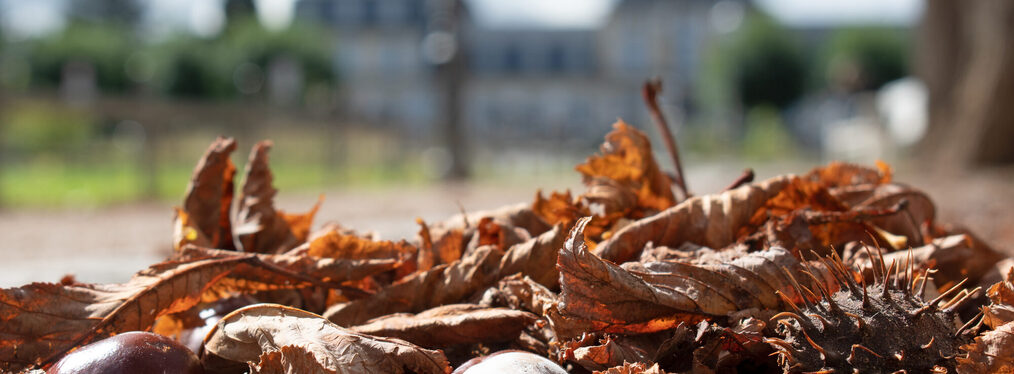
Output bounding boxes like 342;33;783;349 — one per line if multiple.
576;120;675;213
805;161;891;188
234;141;321;253
957;321;1014;374
533;189;582;227
173;208;212;250
417;218;464;270
985;267;1014;329
174;136;237;250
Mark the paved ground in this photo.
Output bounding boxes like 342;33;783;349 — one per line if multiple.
1;162;1010;288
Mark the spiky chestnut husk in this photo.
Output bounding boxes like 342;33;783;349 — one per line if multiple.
767;251;976;373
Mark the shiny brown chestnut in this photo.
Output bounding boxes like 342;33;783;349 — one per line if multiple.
453;350;567;374
47;331;203;374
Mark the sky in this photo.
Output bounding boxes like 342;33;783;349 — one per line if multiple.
0;0;924;39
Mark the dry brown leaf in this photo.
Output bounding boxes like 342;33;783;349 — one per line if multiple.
173;136;237;250
985;267;1014;328
805;161;891;188
234;141;321;253
957;321;1014;374
176;245;405;288
325;224;568;327
576;120;675;213
477;274;559;317
416;218;468;269
594;362;667;374
436;202;552;239
557;217;837;338
203;304;450;374
497;224;569;288
848;235;1001;290
173;208;212;250
304;227;419;280
594;175;792;264
829;183;937;243
349;304;537;348
533;190;582;228
568;336;651;372
0;252;344;372
474;216;531;253
325;245;506;326
305;228;416;261
250;345;337;374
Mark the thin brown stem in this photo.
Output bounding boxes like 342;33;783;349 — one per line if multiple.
642;78;689;200
722;168;755;192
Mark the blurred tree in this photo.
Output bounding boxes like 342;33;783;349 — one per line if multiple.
918;0;1014;166
824;28;909;92
225;0;258;31
29;23;132;92
728;13;806;110
161;44;231;98
151;19;334;100
225;19;335;86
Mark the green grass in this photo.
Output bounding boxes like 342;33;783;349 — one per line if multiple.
0;158;430;208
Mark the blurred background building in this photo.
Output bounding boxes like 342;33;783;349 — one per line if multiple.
0;0;1008;207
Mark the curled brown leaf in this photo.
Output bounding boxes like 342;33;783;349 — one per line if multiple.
957;321;1014;374
174;136;237;250
204;304;451;374
234;141;321;253
350;304;537;348
594;175;792;264
557;217;837;338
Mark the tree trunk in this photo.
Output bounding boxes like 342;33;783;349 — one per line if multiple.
917;0;1014;168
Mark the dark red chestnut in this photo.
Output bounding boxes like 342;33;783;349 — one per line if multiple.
453;350;567;374
47;331;203;374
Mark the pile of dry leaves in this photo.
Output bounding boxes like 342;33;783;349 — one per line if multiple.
2;120;1013;373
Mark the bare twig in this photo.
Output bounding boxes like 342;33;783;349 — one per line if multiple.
722;168;755;192
642;79;689;200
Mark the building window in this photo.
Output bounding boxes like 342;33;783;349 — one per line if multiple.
504;44;521;73
548;44;565;73
363;0;378;25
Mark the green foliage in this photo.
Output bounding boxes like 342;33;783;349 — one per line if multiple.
20;17;334;100
28;22;134;92
223;18;336;86
823;27;909;91
149;38;234;99
731;14;806;109
701;12;806;112
143;17;335;99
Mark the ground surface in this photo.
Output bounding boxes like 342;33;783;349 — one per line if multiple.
0;162;1010;288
